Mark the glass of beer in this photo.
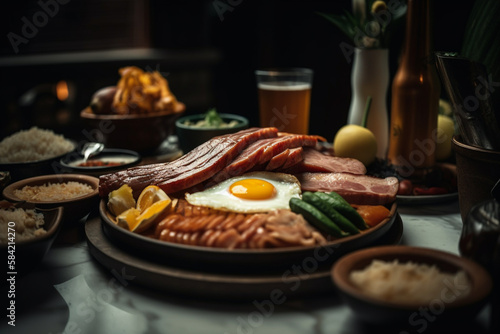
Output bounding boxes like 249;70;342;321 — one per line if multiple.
255;68;313;134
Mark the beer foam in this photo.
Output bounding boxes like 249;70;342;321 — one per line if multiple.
258;82;311;91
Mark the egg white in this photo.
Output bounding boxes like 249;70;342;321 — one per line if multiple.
185;171;302;213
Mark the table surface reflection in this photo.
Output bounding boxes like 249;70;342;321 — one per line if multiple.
1;199;495;334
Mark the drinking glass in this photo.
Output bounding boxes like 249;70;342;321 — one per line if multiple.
255;68;313;134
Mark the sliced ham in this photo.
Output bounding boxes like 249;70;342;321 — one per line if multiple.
296;172;399;205
280;148;366;175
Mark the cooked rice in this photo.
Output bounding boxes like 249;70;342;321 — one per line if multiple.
0;207;46;243
14;181;94;201
0;127;74;163
349;259;471;305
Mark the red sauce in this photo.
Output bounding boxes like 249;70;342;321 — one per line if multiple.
78;160;123;167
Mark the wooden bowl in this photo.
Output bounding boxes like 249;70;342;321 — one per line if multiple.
452;136;500;222
80;102;185;153
2;174;99;223
331;245;493;325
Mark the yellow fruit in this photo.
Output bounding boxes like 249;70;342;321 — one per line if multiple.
107;184;136;216
116;207;141;230
436;114;455;161
111;184;172;233
333;124;377;166
137;185;170;213
117;199;172;233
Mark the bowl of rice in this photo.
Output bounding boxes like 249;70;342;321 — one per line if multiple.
331;245;492;325
0;201;64;274
0;127;76;181
2;174;99;223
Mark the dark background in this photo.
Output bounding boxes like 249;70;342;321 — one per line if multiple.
0;0;474;143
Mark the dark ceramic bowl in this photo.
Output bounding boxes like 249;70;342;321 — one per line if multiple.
331;245;492;325
2;174;100;223
0;144;76;182
452;136;500;221
80;103;185;154
59;148;141;177
1;202;64;275
175;113;249;154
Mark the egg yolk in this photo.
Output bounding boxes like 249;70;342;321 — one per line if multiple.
229;179;276;200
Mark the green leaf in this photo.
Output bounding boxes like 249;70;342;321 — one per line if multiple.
362;96;372;128
461;0;500;83
204;108;223;127
316;11;357;41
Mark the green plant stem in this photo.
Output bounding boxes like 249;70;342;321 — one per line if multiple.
361;96;372;128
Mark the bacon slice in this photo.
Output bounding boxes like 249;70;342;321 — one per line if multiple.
207;134;319;186
296;172;399;205
152;199;326;249
99;127;279;197
265;148;291;170
280;147;304;169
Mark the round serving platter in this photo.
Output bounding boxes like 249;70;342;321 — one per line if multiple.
397;192;458;205
97;200;399;273
85;213;403;301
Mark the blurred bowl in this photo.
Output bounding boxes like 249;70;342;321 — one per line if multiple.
0;143;76;183
59;148;141;177
452;135;500;221
2;174;100;223
175;113;249;153
331;245;492;325
0;202;63;275
80;102;185;154
0;171;11;193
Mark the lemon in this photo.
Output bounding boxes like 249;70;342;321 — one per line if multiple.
119;199;171;233
436;114;455;160
114;185;172;233
137;185;170;213
107;184;136;216
116;207;141;230
333;124;377;166
133;199;172;232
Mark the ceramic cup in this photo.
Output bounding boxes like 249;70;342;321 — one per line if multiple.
452;136;500;222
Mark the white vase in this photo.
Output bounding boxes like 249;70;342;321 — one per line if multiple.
347;48;389;159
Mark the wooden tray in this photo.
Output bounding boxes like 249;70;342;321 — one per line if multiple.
84;214;403;301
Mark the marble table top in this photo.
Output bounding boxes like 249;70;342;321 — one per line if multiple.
1;199;495;334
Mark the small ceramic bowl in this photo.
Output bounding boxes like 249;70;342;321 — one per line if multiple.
0;202;64;275
80;102;185;154
2;174;100;223
331;245;492;325
59;148;141;177
175;113;249;153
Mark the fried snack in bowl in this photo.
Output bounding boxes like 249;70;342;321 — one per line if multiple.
113;66;180;115
81;66;185;152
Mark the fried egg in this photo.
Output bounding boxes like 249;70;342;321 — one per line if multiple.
185;171;301;213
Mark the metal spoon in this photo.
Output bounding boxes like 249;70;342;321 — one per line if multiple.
81;142;104;162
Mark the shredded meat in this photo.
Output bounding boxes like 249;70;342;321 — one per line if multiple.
152;199;326;249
